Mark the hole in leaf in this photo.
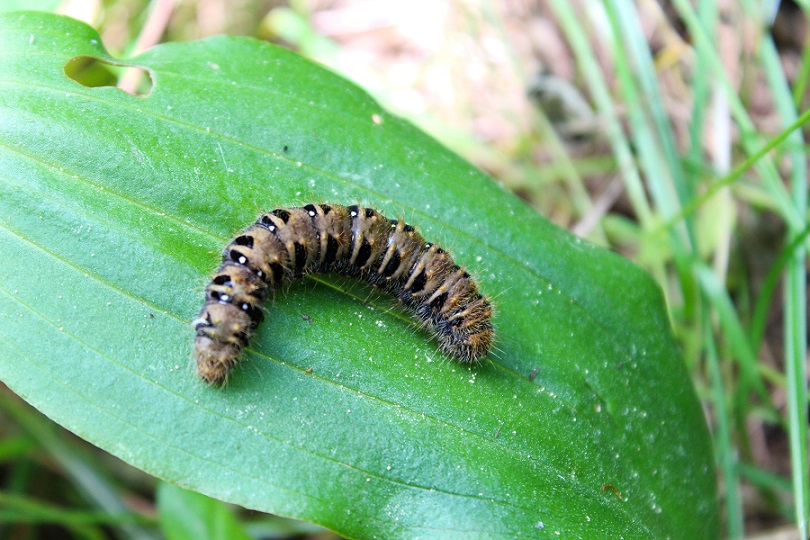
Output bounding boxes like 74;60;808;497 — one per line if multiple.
64;56;153;97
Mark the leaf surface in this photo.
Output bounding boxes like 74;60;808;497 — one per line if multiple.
0;11;718;539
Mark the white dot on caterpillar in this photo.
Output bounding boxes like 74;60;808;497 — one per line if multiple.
308;210;316;217
191;317;207;328
219;294;231;302
238;255;247;264
350;210;358;217
241;303;249;311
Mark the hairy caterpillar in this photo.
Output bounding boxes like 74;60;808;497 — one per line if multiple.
192;204;493;384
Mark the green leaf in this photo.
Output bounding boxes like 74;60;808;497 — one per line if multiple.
0;11;718;539
157;482;251;540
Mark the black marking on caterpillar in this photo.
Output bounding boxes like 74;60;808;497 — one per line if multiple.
192;203;494;384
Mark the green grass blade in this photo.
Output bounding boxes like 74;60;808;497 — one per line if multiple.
0;491;152;527
548;0;654;228
672;0;804;232
157;483;251;540
760;30;810;538
703;313;743;538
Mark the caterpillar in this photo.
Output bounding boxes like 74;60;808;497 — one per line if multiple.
192;204;493;384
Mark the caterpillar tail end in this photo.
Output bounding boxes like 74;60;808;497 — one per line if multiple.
194;335;240;385
192;303;252;385
442;330;494;364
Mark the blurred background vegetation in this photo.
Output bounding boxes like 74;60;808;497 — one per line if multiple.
1;0;808;538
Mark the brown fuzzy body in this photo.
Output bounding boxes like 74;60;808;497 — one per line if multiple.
193;204;493;384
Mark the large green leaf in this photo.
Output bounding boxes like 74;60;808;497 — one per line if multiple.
0;11;718;539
